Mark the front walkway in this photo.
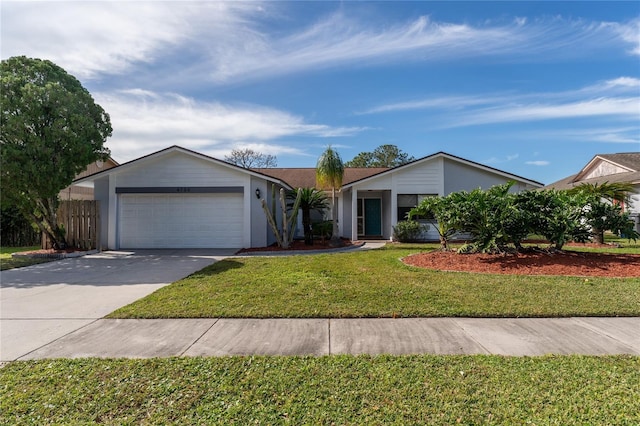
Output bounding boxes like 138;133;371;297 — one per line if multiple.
15;317;640;360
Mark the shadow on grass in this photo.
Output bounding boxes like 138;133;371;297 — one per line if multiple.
187;259;245;278
381;243;440;252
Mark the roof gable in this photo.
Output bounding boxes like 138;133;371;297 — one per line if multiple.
575;152;640;182
343;151;543;189
73;145;290;188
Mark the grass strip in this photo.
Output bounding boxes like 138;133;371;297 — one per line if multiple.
2;355;638;425
109;245;640;318
0;246;53;271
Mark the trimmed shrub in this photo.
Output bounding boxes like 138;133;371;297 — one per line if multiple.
393;220;429;242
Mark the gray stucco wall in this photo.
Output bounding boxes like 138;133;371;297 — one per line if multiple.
250;177;269;248
382;191;392;239
93;177;110;250
443;158;533;194
342;190;352;238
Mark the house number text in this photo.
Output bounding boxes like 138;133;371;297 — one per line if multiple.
176;187;192;193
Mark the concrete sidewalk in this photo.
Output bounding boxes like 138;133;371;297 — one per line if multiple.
0;249;235;361
14;317;640;360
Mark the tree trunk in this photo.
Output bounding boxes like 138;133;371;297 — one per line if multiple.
302;209;313;245
329;187;344;247
593;228;605;244
25;199;67;250
439;235;448;251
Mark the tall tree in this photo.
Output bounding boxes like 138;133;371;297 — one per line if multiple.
316;146;345;247
225;148;277;168
345;144;415;168
1;56;112;249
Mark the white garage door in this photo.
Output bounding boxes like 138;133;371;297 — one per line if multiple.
119;193;244;248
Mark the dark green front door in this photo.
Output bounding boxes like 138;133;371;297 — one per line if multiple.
364;198;382;236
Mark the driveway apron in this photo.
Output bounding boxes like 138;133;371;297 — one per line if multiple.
0;249;234;361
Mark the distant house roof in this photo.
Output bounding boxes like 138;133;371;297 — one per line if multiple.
597;153;640;172
254;167;389;189
546;152;640;191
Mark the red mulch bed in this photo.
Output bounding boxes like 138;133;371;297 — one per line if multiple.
238;238;355;253
403;250;640;278
17;248;84;255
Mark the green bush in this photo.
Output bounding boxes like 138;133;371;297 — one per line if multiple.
392;220;429;242
312;220;333;241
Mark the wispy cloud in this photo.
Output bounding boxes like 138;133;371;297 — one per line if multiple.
485;154;519;164
205;14;640;83
526;160;550;166
95;90;366;162
357;95;502;115
362;77;640;129
454;97;638;127
542;127;640;145
0;2;264;79
2;3;638;84
609;18;640;55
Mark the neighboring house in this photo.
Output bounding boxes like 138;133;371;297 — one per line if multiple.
545;152;640;231
74;146;543;249
59;157;118;200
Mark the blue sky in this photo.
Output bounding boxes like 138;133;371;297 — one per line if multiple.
2;1;639;184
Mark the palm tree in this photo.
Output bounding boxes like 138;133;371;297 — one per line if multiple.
287;188;329;245
316;146;345;247
568;181;635;244
567;181;634;204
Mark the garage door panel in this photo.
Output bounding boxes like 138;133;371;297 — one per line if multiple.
119;194;244;248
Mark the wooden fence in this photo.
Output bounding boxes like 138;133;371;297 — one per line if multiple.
42;200;100;250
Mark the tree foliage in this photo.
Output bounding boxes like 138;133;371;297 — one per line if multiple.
1;56;112;249
567;181;633;205
409;195;460;250
345;144;415;168
567;181;638;244
287;188;329;245
224;148;277;168
316;146;345;247
409;184;637;253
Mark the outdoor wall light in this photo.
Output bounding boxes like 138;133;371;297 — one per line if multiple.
255;188;261;199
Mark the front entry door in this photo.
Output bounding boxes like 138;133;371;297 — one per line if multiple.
364;198;382;236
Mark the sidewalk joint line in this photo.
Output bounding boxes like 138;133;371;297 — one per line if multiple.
328;319;331;355
14;318;100;361
179;318;220;356
450;318;492;355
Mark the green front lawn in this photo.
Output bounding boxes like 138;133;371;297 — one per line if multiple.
0;246;53;271
110;244;640;319
2;355;638;425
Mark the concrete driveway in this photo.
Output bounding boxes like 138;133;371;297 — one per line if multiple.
0;249;235;361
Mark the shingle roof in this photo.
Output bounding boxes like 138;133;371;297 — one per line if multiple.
545;152;640;190
253;167;389;189
545;171;640;190
597;153;640;172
